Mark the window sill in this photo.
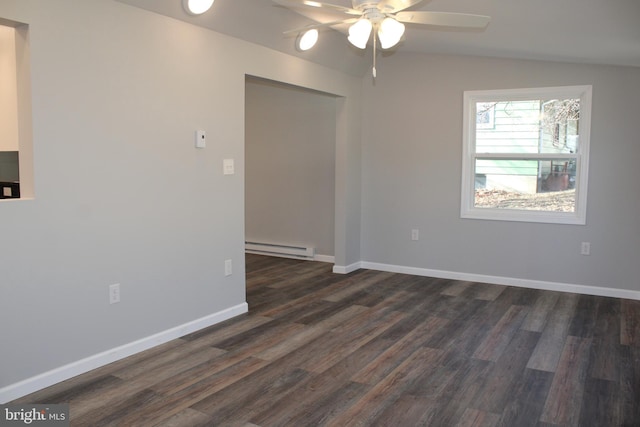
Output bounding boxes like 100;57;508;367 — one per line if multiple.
461;208;586;225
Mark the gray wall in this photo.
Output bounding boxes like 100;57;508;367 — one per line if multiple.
361;53;640;293
245;78;336;257
0;0;362;396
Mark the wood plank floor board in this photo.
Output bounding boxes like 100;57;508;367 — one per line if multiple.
11;374;123;411
578;377;621;427
456;408;501;427
404;355;460;399
588;296;622;381
539;336;592;426
255;305;368;361
350;316;449;385
526;292;580;372
110;357;270;426
147;351;269;397
324;347;444;426
471;330;542;414
427;293;490;321
267;381;369;427
459;282;507;302
263;262;335;290
321;271;396;303
150;407;212;427
291;298;355;325
619;345;640;426
72;388;163;426
12;254;639;426
259;273;362;319
495;368;554;427
436;296;521;362
472;304;530;362
422;298;491;356
249;337;394;426
568;294;602;338
422;357;494;426
112;341;226;381
371;296;450;343
491;285;540;307
180;314;272;344
371;394;438;427
211;318;305;353
521;291;560;333
621;299;640;346
441;280;474;297
190;363;310;424
297;311;407;374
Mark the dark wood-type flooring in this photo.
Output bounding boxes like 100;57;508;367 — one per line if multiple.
13;254;640;426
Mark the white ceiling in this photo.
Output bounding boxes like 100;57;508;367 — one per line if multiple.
116;0;640;76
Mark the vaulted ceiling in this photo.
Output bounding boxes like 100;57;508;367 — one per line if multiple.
116;0;640;77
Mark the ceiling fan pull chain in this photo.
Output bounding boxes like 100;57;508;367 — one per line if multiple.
373;31;377;78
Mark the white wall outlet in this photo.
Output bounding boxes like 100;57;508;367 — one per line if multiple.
223;159;235;175
195;130;206;148
224;259;233;276
580;242;591;255
109;283;120;304
411;229;419;241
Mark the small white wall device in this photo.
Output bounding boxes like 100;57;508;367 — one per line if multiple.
195;130;206;148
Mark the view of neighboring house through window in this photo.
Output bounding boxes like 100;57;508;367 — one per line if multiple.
461;86;592;224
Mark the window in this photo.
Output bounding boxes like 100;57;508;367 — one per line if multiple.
461;86;592;224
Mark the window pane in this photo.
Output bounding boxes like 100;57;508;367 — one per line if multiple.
474;159;576;212
476;99;580;154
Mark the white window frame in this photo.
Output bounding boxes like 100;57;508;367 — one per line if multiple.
461;85;592;225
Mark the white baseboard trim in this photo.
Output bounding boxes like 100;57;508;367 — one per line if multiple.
333;262;362;274
361;261;640;301
0;303;248;404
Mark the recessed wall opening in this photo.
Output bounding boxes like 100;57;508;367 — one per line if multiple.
244;75;337;263
0;18;32;200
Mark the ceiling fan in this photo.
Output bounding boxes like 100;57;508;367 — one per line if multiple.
274;0;491;76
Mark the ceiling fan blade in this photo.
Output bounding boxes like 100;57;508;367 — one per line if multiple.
283;18;358;35
273;0;361;16
376;0;425;13
395;11;491;28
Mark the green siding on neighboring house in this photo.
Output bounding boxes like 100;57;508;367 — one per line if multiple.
475;99;578;181
476;100;541;156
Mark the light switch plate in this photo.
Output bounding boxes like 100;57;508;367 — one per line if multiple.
223;159;235;175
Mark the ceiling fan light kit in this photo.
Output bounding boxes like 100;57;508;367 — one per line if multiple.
275;0;491;76
182;0;214;15
298;29;319;51
348;19;373;49
378;17;405;49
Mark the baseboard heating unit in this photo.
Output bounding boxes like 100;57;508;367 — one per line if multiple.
245;241;315;260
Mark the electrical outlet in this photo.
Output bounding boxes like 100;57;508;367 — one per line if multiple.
224;259;233;276
109;283;120;304
580;242;591;256
411;229;419;241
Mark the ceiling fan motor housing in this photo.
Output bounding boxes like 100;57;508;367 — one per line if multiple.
352;1;388;25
